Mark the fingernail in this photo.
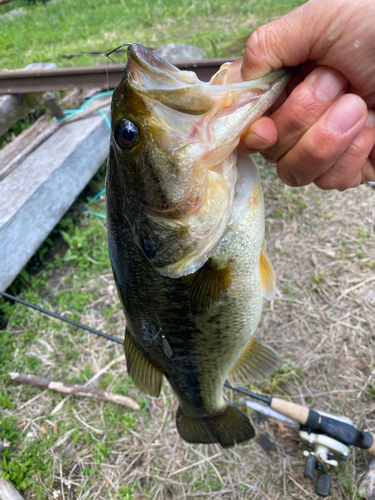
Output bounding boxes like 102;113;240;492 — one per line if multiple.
314;68;347;102
365;109;375;128
244;131;271;150
326;95;366;135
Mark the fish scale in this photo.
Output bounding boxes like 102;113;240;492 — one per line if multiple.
106;44;291;447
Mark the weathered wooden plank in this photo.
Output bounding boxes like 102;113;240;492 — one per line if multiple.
0;473;24;500
0;103;110;291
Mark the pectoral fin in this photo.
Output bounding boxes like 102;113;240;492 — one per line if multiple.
124;330;163;397
227;335;280;386
190;260;233;313
260;241;276;300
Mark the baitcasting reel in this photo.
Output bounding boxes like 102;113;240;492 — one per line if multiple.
300;410;353;497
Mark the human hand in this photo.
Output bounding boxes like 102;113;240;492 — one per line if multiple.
235;0;375;190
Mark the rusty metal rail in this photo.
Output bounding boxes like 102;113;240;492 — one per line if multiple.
0;57;238;94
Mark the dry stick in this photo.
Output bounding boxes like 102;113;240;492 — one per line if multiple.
8;372;140;410
51;356;123;414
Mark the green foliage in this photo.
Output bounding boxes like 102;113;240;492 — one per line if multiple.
93;441;110;463
103;403;137;433
80;362;93;382
0;417;56;495
61;219;110;271
0;389;15;410
116;482;137;499
0;0;307;71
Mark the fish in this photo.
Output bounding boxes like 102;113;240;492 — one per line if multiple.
106;44;290;448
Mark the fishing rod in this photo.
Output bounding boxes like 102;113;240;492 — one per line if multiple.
2;291;375;496
225;381;375;455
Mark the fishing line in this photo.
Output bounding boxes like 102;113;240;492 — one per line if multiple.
0;51;106;56
0;291;124;345
102;54;125;69
103;43;132;58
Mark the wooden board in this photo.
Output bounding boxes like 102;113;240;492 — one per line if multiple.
0;473;24;500
0;103;110;291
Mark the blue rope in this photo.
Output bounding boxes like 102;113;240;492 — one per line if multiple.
90;188;106;202
83;188;107;218
86;210;107;219
53;90;113;129
56;93;113;219
57;92;114;219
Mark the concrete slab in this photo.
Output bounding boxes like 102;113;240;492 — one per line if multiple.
0;106;110;291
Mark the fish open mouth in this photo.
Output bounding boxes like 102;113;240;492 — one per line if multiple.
120;44;291;277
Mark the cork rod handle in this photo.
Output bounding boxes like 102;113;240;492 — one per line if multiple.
270;398;309;424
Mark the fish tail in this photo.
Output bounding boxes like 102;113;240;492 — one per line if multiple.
176;403;255;448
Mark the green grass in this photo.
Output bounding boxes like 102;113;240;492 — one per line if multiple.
0;0;307;71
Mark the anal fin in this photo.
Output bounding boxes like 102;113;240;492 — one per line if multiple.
191;259;233;313
260;241;276;300
124;330;163;397
228;335;280;387
176;403;254;448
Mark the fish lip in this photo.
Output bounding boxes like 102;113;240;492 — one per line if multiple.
126;43;202;110
127;43;190;86
127;44;172;74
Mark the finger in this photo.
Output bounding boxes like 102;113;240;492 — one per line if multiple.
261;67;348;164
314;114;375;190
238;116;278;154
241;1;324;80
363;156;375;183
241;5;312;80
277;94;367;187
362;111;375;182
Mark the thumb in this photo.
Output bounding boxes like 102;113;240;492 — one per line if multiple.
242;3;315;80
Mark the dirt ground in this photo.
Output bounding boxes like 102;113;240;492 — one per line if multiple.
2;161;375;500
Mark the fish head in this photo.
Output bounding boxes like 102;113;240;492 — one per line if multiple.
107;44;290;277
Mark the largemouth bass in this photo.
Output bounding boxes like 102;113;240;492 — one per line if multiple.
106;44;290;448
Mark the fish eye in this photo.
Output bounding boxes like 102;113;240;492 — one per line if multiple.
114;119;140;150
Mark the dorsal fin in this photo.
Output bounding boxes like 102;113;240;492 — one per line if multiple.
260;241;276;300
